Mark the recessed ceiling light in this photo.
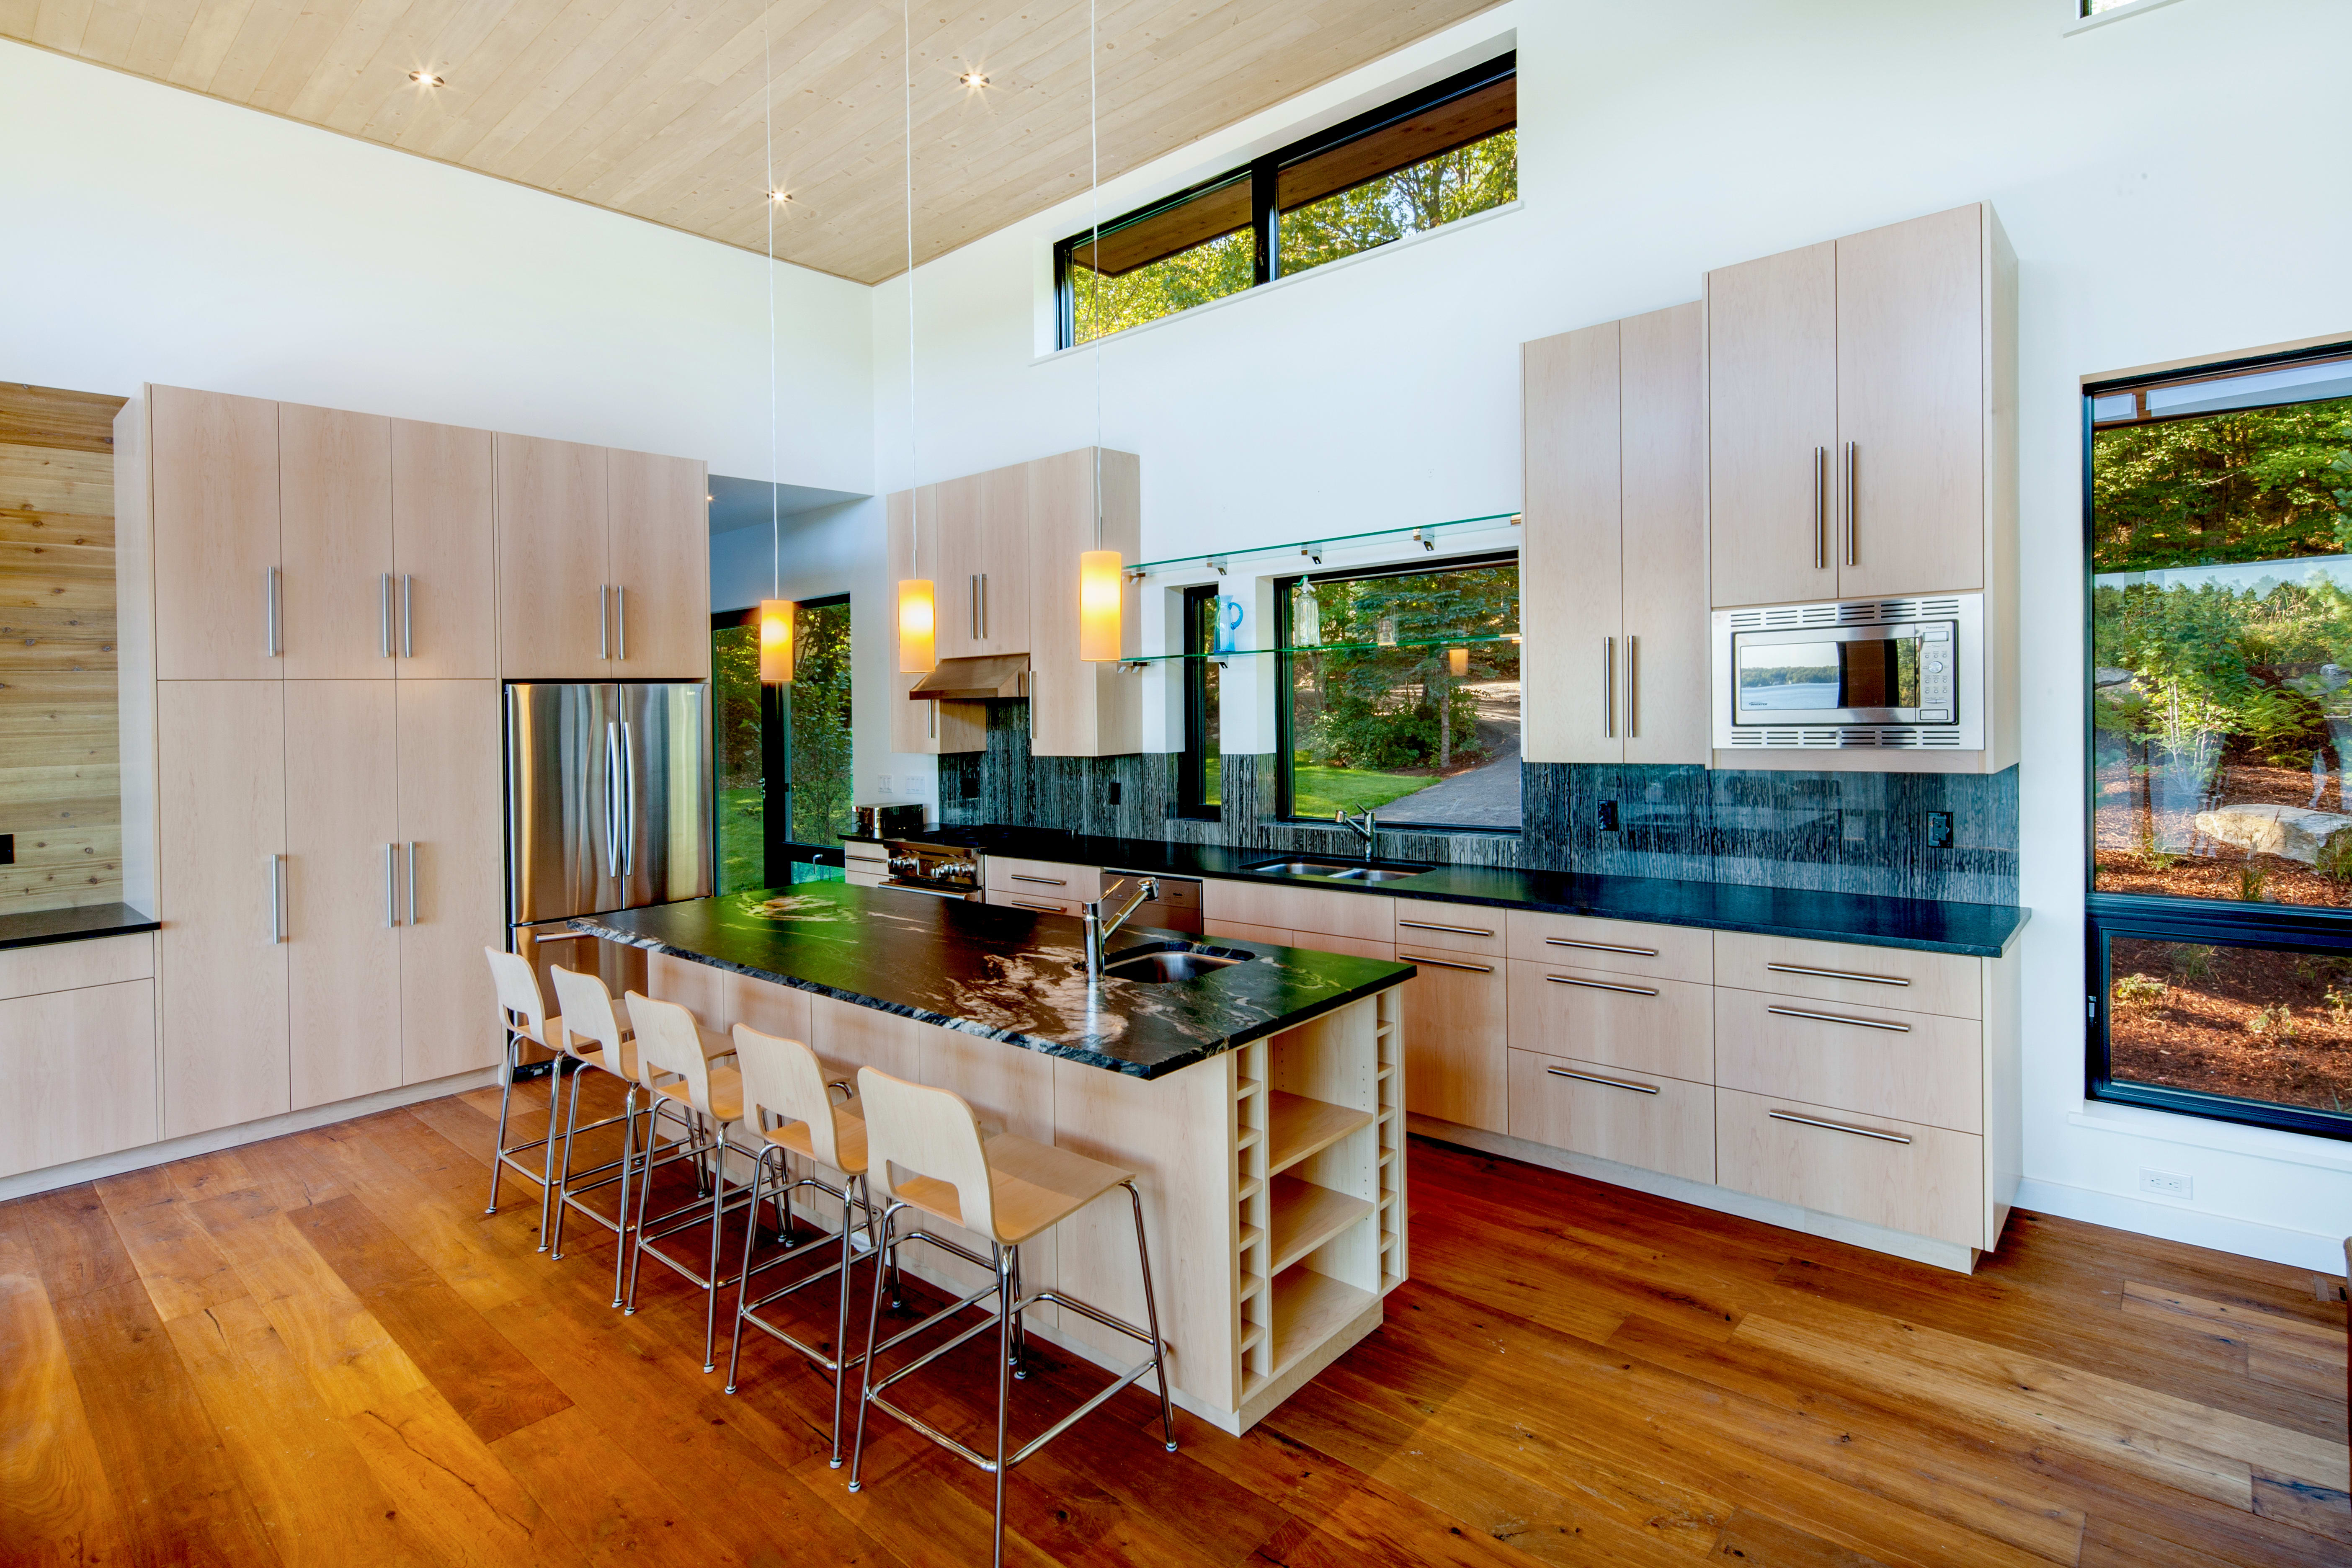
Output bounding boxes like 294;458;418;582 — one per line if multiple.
410;70;444;87
959;70;988;88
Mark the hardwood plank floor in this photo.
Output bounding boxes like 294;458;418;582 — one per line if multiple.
1;1073;2343;1568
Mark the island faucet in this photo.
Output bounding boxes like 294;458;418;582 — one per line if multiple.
1335;806;1377;861
1082;875;1161;975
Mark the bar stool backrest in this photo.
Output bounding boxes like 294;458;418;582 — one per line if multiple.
856;1067;994;1240
627;993;715;1114
549;964;628;1073
484;949;556;1046
732;1024;851;1170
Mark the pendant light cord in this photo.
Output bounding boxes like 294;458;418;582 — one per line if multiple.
904;0;920;577
765;0;779;599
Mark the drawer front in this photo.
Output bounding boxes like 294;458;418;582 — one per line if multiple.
1506;959;1712;1083
1506;910;1711;984
1508;1049;1714;1184
986;888;1083;917
1715;1086;1983;1248
1392;898;1504;958
1715;988;1982;1133
1202;877;1393;942
985;857;1095;895
1399;957;1507;1132
1715;931;1980;1020
0;932;155;1001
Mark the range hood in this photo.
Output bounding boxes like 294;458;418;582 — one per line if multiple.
909;654;1030;701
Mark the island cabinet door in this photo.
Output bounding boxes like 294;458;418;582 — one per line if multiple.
1393;946;1506;1132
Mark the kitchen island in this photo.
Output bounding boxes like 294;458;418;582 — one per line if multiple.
574;882;1416;1434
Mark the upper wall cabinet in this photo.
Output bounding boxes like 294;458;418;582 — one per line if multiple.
1708;203;2009;608
934;464;1032;660
1028;447;1141;758
1522;302;1708;765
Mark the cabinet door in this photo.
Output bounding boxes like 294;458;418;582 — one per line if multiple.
158;681;289;1137
150;386;282;680
284;681;402;1111
1619;302;1710;765
391;420;497;678
608;447;710;678
495;433;608;678
1836;204;1985;598
397;680;505;1083
1707;241;1837;608
1394;950;1506;1132
279;403;394;679
1520;322;1623;763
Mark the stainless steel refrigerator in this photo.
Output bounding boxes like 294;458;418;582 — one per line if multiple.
506;682;712;1014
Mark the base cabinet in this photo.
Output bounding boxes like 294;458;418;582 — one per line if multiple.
1507;1049;1712;1185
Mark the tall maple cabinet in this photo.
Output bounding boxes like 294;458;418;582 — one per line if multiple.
115;384;707;1147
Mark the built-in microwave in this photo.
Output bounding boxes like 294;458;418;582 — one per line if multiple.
1711;593;1983;751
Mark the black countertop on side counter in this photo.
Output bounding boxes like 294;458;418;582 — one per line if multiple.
0;902;160;952
573;883;1416;1080
847;826;2029;958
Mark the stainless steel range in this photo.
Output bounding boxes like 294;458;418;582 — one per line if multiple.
880;838;985;900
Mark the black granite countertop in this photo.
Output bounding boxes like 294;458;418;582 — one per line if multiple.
573;883;1416;1080
0;902;160;953
845;825;2028;957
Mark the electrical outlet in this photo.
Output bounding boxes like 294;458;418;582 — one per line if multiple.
2139;1168;2193;1200
1597;800;1620;831
1925;811;1954;849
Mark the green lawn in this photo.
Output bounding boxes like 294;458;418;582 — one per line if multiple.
1290;763;1434;818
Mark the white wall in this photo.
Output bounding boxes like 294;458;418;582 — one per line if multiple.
0;41;872;488
874;0;2352;1269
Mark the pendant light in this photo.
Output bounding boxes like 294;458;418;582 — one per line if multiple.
895;0;939;675
1077;0;1124;663
757;3;795;686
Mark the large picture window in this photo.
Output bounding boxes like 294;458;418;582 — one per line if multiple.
712;595;854;892
1275;554;1521;830
1056;55;1515;347
2086;343;2352;1137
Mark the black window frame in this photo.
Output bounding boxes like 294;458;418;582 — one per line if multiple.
1178;584;1222;821
712;596;852;890
1053;51;1516;349
2081;338;2352;1142
1273;548;1522;834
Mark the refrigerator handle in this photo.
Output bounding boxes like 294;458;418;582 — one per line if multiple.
603;721;621;880
620;721;637;877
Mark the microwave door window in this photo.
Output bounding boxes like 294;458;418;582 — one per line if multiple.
1737;642;1841;717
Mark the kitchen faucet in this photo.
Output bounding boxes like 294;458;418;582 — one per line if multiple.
1335;807;1377;861
1082;875;1161;975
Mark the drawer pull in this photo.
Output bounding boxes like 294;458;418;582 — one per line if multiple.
1767;1004;1910;1033
1011;900;1063;913
1398;951;1494;974
1768;1109;1913;1145
1544;936;1659;957
1767;961;1911;988
1546;975;1659;998
1545;1065;1659;1096
1398;918;1495;938
1011;873;1068;887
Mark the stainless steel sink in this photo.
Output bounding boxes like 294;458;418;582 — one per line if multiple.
1242;856;1435;882
1100;941;1256;982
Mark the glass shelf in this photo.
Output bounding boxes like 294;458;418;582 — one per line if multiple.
1111;631;1523;665
1125;509;1521;579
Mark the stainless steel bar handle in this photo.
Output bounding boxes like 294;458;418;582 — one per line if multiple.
384;843;400;926
1844;441;1859;567
1601;637;1616;738
267;854;285;944
1625;634;1638;739
1766;1004;1911;1033
616;586;627;661
1397;951;1493;974
620;721;637;876
599;585;610;660
1010;874;1068;887
1768;1109;1912;1145
1398;918;1495;938
1812;446;1829;570
1766;960;1910;987
379;573;393;658
603;722;621;879
1545;1065;1659;1096
266;566;282;655
1545;974;1659;997
1544;935;1658;957
406;842;418;925
402;575;414;658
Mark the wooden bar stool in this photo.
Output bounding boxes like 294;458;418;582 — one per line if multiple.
722;1023;874;1467
482;948;565;1247
623;993;760;1371
846;1067;1176;1568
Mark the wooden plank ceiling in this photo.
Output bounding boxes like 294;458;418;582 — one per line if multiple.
2;0;1504;284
